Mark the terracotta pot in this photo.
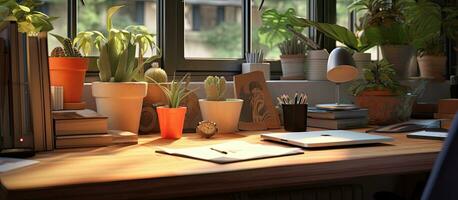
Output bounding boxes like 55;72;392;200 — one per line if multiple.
280;54;305;79
92;82;147;133
355;90;413;125
199;99;243;133
157;106;187;139
49;57;88;103
418;55;447;81
380;45;417;80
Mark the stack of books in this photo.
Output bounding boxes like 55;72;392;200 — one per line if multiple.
307;108;369;129
434;99;458;129
53;109;112;149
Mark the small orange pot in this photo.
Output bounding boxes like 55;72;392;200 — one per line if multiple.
49;57;88;103
156;106;187;139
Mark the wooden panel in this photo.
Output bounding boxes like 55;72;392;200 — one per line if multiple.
0;128;443;200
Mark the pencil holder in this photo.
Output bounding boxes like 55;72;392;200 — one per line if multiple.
282;104;308;132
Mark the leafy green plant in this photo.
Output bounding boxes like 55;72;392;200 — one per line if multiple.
278;36;306;55
49;33;82;57
348;0;406;31
258;8;304;48
149;73;197;108
350;59;406;96
204;76;226;101
288;16;376;52
0;0;55;36
76;5;162;82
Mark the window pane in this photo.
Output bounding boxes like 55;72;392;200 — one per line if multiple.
184;0;243;59
40;0;68;53
78;0;157;56
252;0;308;60
336;0;351;48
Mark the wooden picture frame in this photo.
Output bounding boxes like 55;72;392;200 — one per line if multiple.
234;71;281;130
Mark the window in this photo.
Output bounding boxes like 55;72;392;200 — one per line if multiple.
40;0;68;52
184;0;243;59
251;0;309;60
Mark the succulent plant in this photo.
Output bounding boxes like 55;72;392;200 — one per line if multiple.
156;73;197;108
278;36;307;56
245;50;264;63
49;33;82;57
144;64;168;83
204;76;226;101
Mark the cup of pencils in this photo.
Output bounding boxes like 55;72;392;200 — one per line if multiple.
277;93;308;132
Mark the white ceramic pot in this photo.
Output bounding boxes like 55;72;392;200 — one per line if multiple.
353;52;372;78
418;55;447;81
305;50;329;80
92;82;147;133
199;99;243;133
280;54;305;79
242;63;271;80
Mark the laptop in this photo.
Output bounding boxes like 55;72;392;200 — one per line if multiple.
261;130;393;148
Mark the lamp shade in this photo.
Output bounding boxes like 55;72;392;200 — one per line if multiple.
326;48;358;83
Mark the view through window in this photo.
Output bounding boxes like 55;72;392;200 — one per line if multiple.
184;0;243;59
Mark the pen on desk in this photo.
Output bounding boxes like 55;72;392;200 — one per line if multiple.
210;148;228;154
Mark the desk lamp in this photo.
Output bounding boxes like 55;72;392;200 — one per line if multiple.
316;47;359;110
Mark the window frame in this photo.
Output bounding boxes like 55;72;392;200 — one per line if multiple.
63;0;457;80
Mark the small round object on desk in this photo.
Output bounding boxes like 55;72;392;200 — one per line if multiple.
196;121;218;138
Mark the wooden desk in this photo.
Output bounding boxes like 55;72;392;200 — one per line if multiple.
0;129;443;200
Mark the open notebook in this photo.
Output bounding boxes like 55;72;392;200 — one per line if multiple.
156;141;303;164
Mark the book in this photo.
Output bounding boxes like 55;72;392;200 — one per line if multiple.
55;134;112;149
108;130;138;145
53;109;108;136
156;141;303;164
308;108;368;119
307;117;368;130
438;99;458;114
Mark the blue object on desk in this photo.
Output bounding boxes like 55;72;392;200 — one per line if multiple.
421;114;458;200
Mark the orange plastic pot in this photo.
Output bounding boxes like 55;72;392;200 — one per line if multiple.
49;57;88;103
156;106;187;139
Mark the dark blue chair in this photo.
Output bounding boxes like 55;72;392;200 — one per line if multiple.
421;114;458;200
375;114;458;200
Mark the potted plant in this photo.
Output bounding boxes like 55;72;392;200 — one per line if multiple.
153;73;197;139
278;37;307;79
48;34;88;104
347;0;414;79
82;5;160;133
350;59;426;125
242;50;270;80
413;4;457;81
258;8;307;79
199;76;243;134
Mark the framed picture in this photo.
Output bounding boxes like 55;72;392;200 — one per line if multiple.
234;71;281;131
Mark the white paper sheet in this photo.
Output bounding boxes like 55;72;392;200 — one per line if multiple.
157;141;303;164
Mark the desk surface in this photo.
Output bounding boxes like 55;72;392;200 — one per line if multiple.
0;128;443;200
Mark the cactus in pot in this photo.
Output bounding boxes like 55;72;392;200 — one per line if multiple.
48;33;88;104
204;76;226;101
199;76;243;134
